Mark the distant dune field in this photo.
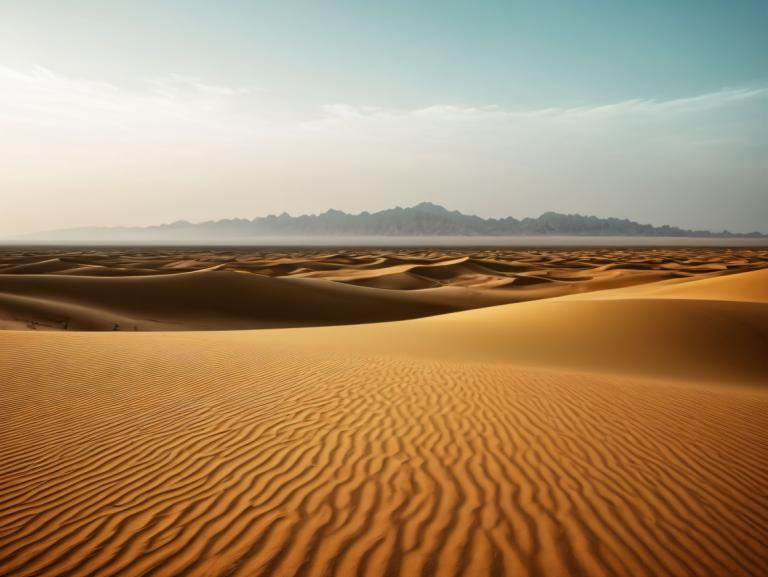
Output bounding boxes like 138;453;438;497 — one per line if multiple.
0;249;766;577
0;247;766;330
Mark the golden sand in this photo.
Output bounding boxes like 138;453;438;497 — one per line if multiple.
0;249;766;576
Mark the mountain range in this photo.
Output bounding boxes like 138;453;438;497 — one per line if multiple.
18;202;766;241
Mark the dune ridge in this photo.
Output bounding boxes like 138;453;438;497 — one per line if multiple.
1;266;767;576
1;247;766;330
0;270;512;330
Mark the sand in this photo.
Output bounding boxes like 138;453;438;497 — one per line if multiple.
0;249;766;576
0;247;766;330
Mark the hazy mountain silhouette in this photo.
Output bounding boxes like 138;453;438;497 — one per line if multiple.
21;202;766;241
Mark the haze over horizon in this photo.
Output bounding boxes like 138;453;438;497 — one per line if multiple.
17;201;768;240
1;1;767;235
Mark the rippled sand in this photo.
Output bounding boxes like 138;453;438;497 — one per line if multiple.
0;250;766;576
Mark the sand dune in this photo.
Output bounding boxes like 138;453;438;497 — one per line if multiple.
0;349;765;576
0;269;519;330
1;247;766;330
339;268;768;384
0;251;766;576
595;266;768;303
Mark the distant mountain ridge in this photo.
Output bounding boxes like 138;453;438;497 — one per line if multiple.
23;202;767;240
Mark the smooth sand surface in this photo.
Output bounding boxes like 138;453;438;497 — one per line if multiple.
1;251;767;576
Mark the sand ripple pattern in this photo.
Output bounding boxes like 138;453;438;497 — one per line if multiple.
1;334;766;577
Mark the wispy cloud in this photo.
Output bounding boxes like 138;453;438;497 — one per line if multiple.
316;87;768;123
0;65;766;234
2;65;765;132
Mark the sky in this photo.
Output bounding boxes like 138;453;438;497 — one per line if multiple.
1;0;766;235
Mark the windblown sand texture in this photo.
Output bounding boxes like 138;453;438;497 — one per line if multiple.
1;248;767;577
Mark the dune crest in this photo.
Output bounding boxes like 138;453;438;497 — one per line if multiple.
1;248;766;576
348;268;768;384
1;247;766;330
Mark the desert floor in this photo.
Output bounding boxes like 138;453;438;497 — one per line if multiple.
0;247;766;576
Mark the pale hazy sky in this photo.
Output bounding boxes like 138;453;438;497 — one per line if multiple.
1;1;766;235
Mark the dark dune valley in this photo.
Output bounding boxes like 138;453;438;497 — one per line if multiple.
0;246;767;576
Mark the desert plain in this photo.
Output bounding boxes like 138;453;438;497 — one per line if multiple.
0;246;766;577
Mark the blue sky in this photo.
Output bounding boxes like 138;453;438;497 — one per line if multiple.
3;0;765;106
1;1;766;233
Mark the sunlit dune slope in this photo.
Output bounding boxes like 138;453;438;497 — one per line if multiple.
163;268;765;384
587;266;768;303
0;268;766;577
334;268;768;384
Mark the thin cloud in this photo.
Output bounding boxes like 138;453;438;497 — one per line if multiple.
1;65;765;132
0;65;765;234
